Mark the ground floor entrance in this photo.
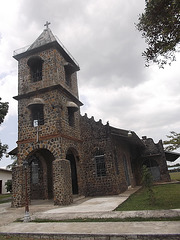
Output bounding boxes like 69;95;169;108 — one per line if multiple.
66;150;79;195
27;149;54;200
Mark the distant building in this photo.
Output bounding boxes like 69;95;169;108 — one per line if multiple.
0;168;12;194
10;24;180;207
168;166;180;172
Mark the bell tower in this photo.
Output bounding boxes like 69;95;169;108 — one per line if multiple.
12;23;83;206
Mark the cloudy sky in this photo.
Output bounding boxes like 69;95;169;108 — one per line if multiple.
0;0;180;168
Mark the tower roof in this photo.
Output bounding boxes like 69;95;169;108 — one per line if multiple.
13;22;80;70
28;27;56;51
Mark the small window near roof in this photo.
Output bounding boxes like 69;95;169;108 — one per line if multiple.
27;56;43;82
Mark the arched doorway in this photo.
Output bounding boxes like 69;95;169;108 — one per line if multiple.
143;159;160;181
27;149;54;200
66;149;78;195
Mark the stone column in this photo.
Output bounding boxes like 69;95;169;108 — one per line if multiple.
11;165;31;207
53;159;73;205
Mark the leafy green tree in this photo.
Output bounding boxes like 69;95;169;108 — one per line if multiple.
0;97;9;160
136;0;180;67
0;97;9;124
0;142;8;160
163;131;180;151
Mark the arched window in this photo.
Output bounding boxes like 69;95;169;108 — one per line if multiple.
27;56;43;82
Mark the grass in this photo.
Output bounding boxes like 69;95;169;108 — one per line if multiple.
0;237;20;240
0;194;12;204
30;216;180;223
115;183;180;211
170;171;180;181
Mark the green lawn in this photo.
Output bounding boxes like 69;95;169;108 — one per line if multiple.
116;183;180;211
170;171;180;181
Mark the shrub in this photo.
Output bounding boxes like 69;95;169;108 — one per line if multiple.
5;179;12;193
141;165;155;205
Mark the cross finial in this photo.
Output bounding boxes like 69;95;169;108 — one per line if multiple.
44;21;51;29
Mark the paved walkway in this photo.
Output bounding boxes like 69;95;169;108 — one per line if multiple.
1;221;180;235
0;186;180;236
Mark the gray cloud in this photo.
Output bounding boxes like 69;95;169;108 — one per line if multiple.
17;0;147;89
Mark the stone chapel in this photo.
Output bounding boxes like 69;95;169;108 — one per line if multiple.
11;24;180;207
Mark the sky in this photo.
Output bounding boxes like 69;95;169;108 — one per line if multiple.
0;0;180;168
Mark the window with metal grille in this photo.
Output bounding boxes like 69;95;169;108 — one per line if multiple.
95;155;106;177
31;105;44;126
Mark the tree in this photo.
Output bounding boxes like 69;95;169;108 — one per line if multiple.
0;97;9;160
163;131;180;151
0;97;9;124
136;0;180;67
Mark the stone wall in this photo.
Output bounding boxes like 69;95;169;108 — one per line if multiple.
111;136;135;192
142;137;171;182
0;233;179;240
80;114;136;196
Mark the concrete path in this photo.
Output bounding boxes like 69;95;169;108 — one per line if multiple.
1;221;180;235
0;186;180;236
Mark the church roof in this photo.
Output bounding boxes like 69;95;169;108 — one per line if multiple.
165;151;180;162
110;126;145;147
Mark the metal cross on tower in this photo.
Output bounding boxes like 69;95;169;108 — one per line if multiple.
44;21;51;29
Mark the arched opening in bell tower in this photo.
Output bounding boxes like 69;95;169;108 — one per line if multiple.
27;149;54;200
27;56;44;82
66;149;79;195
